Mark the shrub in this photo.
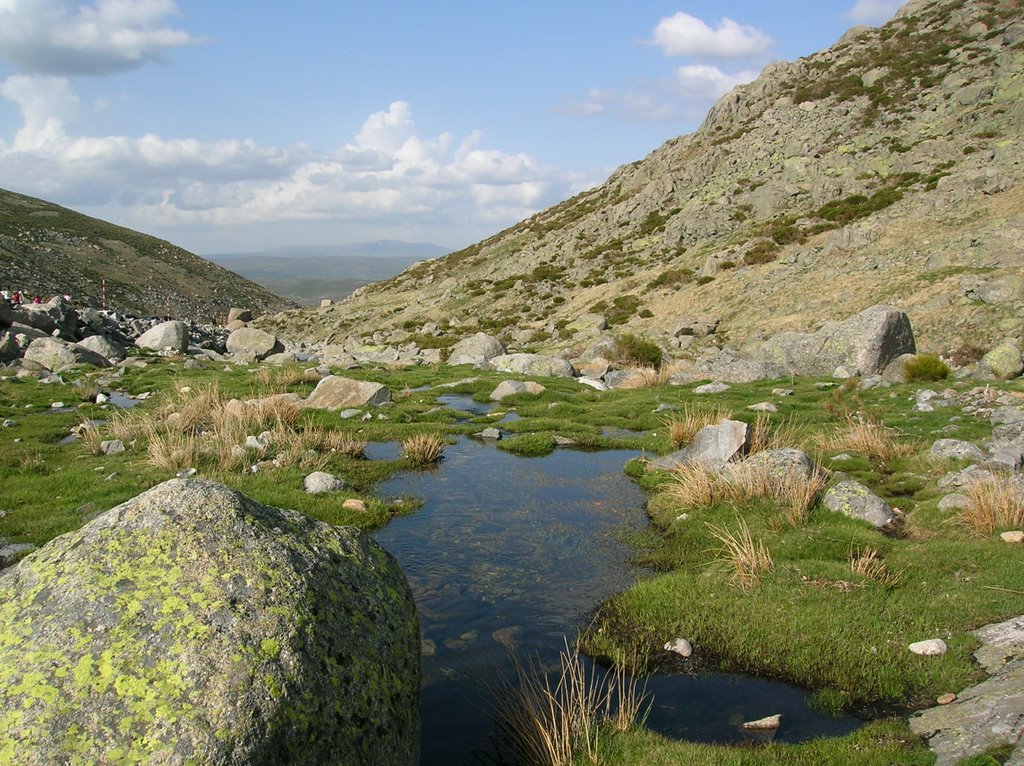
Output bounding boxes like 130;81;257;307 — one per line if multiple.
612;334;663;369
903;353;950;382
647;268;695;290
743;240;779;265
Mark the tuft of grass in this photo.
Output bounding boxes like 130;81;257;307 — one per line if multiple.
617;366;673;390
818;414;913;462
706;517;773;590
961;475;1024;534
491;640;649;766
401;433;445;466
903;353;950;382
663;405;732;447
850;546;902;589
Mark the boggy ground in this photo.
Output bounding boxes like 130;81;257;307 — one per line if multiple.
1;353;1022;765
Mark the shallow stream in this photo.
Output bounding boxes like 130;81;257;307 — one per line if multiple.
373;436;861;764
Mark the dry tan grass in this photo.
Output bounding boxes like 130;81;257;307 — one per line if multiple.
817;414;913;462
849;546;902;588
76;418;105;456
663;404;732;447
665;463;824;526
706;518;773;590
491;640;649;766
299;425;367;458
961;475;1024;534
617;366;674;390
76;380;102;403
401;434;446;466
254;366;321;390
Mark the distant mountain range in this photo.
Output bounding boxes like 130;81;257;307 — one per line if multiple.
206;241;450;306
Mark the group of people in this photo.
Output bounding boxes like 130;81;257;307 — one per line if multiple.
1;289;44;305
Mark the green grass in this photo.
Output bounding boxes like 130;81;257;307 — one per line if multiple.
4;357;1023;765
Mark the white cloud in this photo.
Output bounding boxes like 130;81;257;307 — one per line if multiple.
845;0;905;23
0;89;575;249
674;64;759;100
650;12;773;59
0;0;202;76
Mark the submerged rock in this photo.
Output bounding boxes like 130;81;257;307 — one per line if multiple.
0;478;420;765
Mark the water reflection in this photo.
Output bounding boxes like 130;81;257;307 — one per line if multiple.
373;437;860;764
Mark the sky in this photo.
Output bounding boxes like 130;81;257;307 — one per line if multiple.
0;0;907;255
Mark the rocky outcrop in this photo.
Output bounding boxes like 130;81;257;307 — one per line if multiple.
910;615;1024;765
0;479;420;765
760;305;915;377
490;353;575;378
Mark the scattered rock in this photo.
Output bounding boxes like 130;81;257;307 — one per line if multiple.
664;638;693;658
694;381;730;394
742;714;782;731
135;320;190;354
938;493;970;511
930;439;986;463
304;471;346;494
490;380;546;401
304;375;392;409
226;327;284;360
822;481;895;528
99;439;125;456
648;419;749;472
910;639;948;656
342;498;368;512
490;353;575;378
980;341;1024;381
937;693;957;705
477;428;502;440
748;402;778;412
1001;531;1024;544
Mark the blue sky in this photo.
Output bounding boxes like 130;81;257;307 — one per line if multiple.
0;0;905;254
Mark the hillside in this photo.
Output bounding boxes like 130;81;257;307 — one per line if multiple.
258;0;1023;358
207;242;446;306
0;189;293;321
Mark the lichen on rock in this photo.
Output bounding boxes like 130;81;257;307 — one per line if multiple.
0;478;420;765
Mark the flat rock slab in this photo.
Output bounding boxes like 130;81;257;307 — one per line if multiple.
304;375;392;409
910;659;1024;766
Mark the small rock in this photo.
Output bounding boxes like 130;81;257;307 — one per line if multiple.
772;388;794;397
694;382;730;394
478;428;502;440
664;638;693;658
1000;531;1024;543
2;420;15;427
909;639;947;656
104;472;118;481
304;471;346;495
50;402;65;409
99;439;125;456
342;499;367;512
748;402;777;413
814;382;837;389
937;493;970;511
936;693;957;705
95;393;109;404
338;408;362;419
175;468;197;478
742;714;781;731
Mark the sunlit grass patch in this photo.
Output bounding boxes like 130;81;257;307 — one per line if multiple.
817;413;914;462
663;404;732;447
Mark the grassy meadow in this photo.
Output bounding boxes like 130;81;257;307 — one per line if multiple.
1;353;1022;765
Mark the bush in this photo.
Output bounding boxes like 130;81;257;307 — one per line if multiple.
612;334;663;369
903;354;950;382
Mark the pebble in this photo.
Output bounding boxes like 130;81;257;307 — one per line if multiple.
772;388;794;397
342;499;367;512
1;420;15;427
50;402;65;409
748;402;778;412
937;693;957;705
694;382;730;394
1000;531;1024;543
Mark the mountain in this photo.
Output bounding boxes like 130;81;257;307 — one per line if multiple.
207;242;447;306
258;0;1023;358
0;189;293;320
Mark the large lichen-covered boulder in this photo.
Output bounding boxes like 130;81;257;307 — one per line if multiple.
135;320;190;354
822;480;895;528
448;332;506;365
980;341;1023;380
760;305;916;376
0;479;420;766
23;336;109;371
226;327;284;360
490;353;576;378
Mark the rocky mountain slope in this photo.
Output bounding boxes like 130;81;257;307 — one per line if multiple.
259;0;1023;359
0;189;293;321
